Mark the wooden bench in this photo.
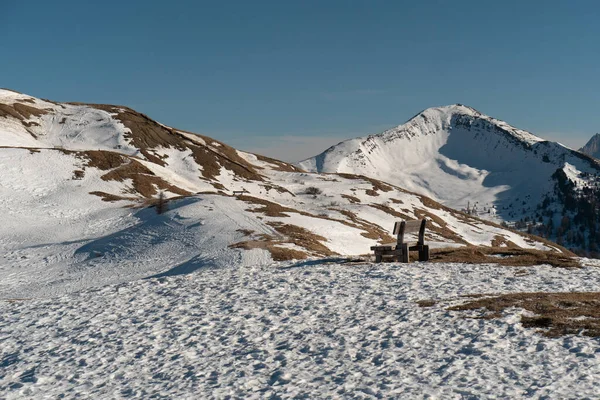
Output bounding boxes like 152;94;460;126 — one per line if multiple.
370;219;430;263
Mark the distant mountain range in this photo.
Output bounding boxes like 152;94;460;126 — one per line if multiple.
1;89;561;297
300;105;600;255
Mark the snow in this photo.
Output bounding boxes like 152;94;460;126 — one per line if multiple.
2;261;600;398
0;93;565;301
299;104;600;224
1;92;599;398
0;91;137;155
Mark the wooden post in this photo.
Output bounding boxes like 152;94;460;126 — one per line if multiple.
417;219;427;246
401;243;409;263
419;245;430;262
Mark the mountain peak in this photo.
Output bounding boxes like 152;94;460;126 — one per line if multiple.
579;133;600;159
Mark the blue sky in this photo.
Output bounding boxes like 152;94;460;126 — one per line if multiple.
2;0;599;160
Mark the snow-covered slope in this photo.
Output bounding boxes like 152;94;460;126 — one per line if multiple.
0;91;568;297
579;133;600;159
300;105;600;252
4;260;600;398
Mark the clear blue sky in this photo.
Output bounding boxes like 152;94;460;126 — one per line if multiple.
2;0;599;160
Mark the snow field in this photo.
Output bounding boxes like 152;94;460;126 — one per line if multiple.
2;261;600;399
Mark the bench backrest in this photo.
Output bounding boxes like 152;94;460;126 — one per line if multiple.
393;219;426;246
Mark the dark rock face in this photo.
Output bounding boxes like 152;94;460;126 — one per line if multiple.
579;133;600;159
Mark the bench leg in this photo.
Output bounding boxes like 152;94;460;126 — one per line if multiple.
419;245;430;262
375;253;382;263
401;243;409;263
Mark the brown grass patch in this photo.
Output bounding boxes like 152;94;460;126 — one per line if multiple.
413;209;468;245
416;300;437;307
74;103;266;183
430;246;579;269
369;203;412;220
231;239;309;261
80;150;191;198
238;195;296;217
448;292;600;337
337;209;395;243
267;222;335;256
337;173;394;193
341;194;361;204
365;189;379;197
491;235;519;248
261;184;295;196
254;153;304;173
12;103;49;119
89;191;138;203
16;98;36;104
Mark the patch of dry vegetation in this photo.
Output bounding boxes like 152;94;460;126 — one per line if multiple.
254;153;304;173
76;103;267;183
416;300;437;307
0;102;49;138
229;232;314;262
336;209;395;243
267;222;334;257
341;194;361;204
369;203;412;220
430;247;579;269
88;191;138;203
80;150;191;198
413;209;468;245
238;195;296;217
448;292;600;337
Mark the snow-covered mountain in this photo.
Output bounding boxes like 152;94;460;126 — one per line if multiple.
579;133;600;159
0;90;568;297
300;105;600;253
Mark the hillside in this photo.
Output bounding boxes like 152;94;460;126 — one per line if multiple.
300;105;600;254
0;90;567;297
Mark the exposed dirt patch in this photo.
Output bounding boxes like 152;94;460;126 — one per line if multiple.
448;292;600;337
430;247;579;269
365;189;379;197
